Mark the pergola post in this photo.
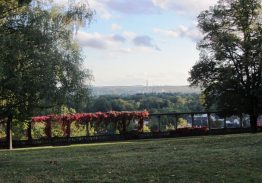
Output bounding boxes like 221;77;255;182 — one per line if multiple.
207;113;211;131
114;121;118;134
141;119;144;133
66;121;71;138
240;114;243;128
123;119;127;133
86;121;90;136
45;120;52;139
157;115;161;132
138;118;144;133
191;114;195;128
27;120;32;142
224;116;227;129
175;115;178;130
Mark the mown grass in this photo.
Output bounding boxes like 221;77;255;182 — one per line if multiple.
0;133;261;183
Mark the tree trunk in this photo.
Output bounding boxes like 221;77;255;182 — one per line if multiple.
250;96;259;133
250;113;258;133
6;114;13;150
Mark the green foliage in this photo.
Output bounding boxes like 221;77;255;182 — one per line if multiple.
0;0;31;21
142;125;151;133
89;127;96;136
147;117;159;132
51;122;64;137
11;120;28;140
0;0;93;122
60;105;76;115
70;122;86;137
211;120;223;129
0;92;204;140
115;129;120;135
188;0;262;130
111;99;136;111
31;123;45;139
89;93;204;113
165;123;175;131
0;124;5;139
91;96;112;112
177;118;188;128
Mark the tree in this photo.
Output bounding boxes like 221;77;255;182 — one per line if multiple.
188;0;262;132
0;0;93;149
91;96;112;112
111;99;136;111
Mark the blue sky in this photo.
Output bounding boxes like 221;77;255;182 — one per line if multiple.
56;0;218;86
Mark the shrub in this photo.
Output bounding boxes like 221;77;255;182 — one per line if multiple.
143;125;151;132
0;124;5;140
166;123;175;131
170;127;209;136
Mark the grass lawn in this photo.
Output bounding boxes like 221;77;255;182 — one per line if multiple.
0;133;261;183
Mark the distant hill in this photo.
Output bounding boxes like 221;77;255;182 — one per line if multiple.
92;85;200;96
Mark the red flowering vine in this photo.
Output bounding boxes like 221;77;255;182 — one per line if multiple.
31;111;149;136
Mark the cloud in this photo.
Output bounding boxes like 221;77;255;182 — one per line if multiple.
123;31;137;40
77;32;108;49
52;0;218;19
133;35;160;51
88;0;112;19
154;24;203;42
91;0;217;18
152;0;217;15
118;48;132;53
112;34;126;43
104;0;158;14
100;0;217;16
77;32;126;50
111;23;122;31
76;31;160;52
154;28;180;37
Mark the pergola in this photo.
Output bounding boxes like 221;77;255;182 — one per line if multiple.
28;111;149;140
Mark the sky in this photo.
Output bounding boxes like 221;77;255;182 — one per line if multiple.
57;0;218;86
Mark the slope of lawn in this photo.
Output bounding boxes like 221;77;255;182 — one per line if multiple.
0;133;261;183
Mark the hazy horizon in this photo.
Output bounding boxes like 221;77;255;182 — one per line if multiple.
92;85;200;96
92;84;193;87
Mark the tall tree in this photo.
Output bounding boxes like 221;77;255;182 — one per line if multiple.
0;0;93;148
188;0;262;132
